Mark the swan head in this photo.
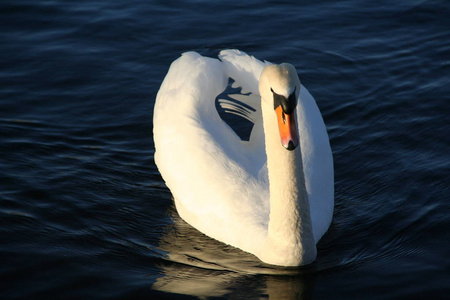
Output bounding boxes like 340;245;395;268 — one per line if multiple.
259;63;301;151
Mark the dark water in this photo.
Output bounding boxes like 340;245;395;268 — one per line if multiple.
1;0;449;299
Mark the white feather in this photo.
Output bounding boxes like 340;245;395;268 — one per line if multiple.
153;50;334;266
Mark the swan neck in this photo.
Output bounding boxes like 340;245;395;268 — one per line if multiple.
260;101;316;266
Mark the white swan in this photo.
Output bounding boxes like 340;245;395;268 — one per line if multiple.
153;50;333;266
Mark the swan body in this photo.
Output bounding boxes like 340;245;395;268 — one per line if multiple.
153;50;333;266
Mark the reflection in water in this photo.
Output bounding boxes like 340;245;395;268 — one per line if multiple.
153;206;315;299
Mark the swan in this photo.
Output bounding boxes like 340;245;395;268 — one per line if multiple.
153;50;333;266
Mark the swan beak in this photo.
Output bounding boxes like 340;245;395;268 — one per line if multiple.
275;106;299;151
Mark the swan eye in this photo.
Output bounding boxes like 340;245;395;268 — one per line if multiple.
271;87;296;114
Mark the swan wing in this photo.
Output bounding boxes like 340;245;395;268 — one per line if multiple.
297;86;334;242
219;49;268;95
154;51;269;254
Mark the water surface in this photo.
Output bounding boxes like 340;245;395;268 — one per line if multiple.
1;0;449;299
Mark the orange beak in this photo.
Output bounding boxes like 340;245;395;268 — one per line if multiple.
275;106;299;151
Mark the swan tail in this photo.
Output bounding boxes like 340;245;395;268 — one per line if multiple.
218;98;256;123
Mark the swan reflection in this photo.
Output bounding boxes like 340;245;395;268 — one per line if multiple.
153;207;315;299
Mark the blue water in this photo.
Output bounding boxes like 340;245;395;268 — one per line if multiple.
1;1;449;299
